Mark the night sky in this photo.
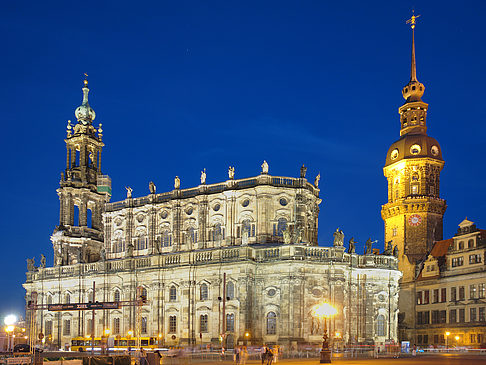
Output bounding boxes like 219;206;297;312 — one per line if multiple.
1;1;485;318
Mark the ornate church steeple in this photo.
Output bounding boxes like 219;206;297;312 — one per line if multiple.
52;76;111;266
399;14;428;137
381;16;447;281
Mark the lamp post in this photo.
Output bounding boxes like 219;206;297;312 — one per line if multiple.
4;314;17;352
311;303;337;363
445;331;450;351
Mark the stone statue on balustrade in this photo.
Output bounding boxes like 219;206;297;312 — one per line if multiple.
314;173;320;188
365;238;373;255
333;228;344;247
384;240;393;255
149;181;156;194
393;245;399;257
300;164;307;178
174;176;180;189
200;168;207;184
228;166;235;180
348;238;356;254
40;254;46;268
127;242;134;257
283;228;292;244
261;160;269;174
27;258;35;272
125;186;133;198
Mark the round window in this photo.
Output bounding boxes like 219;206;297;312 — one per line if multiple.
186;207;193;215
431;145;439;156
279;198;288;206
242;199;250;207
391;149;399;160
160;211;168;219
213;203;221;212
410;144;421;155
312;288;322;297
267;289;276;297
136;214;145;223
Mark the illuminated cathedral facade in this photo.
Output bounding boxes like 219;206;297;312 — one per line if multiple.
23;78;401;350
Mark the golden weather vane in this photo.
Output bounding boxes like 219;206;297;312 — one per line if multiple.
406;10;420;29
84;73;88;86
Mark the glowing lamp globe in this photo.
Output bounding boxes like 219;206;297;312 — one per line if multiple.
4;315;17;326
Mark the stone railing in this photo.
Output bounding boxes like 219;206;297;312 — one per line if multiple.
26;244;398;283
106;174;319;212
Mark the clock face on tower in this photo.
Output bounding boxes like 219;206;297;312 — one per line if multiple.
408;214;422;226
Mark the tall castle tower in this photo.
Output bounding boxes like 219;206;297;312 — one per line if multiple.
381;16;447;281
51;77;111;265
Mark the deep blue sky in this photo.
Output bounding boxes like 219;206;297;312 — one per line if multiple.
1;1;485;317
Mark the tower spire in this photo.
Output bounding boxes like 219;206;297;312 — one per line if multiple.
406;12;420;82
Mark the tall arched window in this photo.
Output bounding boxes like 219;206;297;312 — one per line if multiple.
141;287;148;300
47;295;52;305
266;312;277;335
188;227;197;243
65;293;70;304
161;230;172;248
226;282;235;300
226;313;235;332
135;236;147;250
113;318;120;334
114;290;121;302
200;283;208;300
376;314;386;337
200;314;208;333
169;286;177;301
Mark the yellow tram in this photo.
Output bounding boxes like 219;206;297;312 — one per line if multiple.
71;336;159;351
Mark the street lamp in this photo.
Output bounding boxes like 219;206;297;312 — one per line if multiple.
445;331;450;350
311;302;338;363
4;315;17;352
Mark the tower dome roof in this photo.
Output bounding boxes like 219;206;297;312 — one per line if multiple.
75;78;96;124
385;134;443;167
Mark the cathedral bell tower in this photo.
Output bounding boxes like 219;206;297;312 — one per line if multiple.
381;16;447;281
52;77;111;266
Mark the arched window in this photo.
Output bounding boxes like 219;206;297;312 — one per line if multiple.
169;286;177;301
188;227;197;243
376;314;386;337
200;283;208;301
226;313;235;332
276;218;287;237
113;239;125;253
459;241;464;250
161;230;172;248
141;287;148;300
113;318;120;334
226;282;235;300
47;295;52;305
114;290;121;302
468;239;474;249
266;312;277;335
135;236;147;250
200;314;208;333
65;293;70;304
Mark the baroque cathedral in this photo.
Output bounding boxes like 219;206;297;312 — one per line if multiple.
22;19;454;351
22;75;401;350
